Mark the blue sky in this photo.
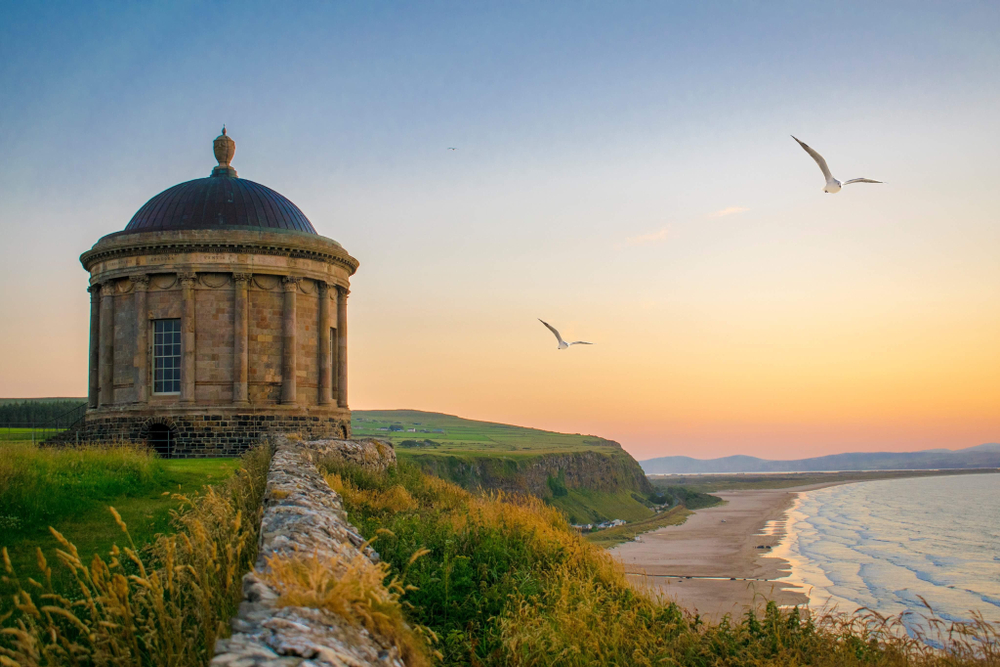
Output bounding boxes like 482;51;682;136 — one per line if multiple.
2;2;998;458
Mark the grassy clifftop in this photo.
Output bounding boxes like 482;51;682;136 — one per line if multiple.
352;410;656;524
352;409;621;454
318;456;999;666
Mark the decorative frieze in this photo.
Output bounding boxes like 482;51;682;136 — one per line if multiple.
130;274;150;291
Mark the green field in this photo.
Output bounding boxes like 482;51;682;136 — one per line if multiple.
585;505;693;548
549;488;656;524
352;409;620;455
0;426;66;443
0;446;241;601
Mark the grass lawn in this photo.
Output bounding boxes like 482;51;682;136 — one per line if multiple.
1;457;241;599
352;409;619;455
585;506;692;548
0;427;65;444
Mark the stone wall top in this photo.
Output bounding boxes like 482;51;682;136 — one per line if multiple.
211;434;403;667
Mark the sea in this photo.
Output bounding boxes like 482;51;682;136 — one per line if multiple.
772;472;1000;631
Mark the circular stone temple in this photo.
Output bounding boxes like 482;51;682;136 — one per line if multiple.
76;129;358;457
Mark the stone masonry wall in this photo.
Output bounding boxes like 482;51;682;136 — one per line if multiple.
101;274;331;408
112;284;136;404
76;411;351;457
248;284;285;404
195;275;236;404
211;434;401;667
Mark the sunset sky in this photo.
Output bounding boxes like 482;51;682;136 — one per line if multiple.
1;2;998;460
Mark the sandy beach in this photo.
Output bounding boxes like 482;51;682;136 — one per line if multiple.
609;482;844;621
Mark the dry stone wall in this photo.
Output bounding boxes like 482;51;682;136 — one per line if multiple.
211;434;401;667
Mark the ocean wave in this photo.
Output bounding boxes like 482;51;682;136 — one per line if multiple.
776;473;1000;625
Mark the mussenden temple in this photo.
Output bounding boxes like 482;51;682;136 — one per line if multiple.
72;129;358;457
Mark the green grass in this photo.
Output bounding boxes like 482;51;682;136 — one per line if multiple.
353;409;621;455
1;444;169;534
0;447;240;604
585;505;693;548
0;427;65;443
320;458;1000;666
355;411;672;533
1;445;269;666
548;488;654;525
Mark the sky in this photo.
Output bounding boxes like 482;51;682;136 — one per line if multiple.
1;2;998;460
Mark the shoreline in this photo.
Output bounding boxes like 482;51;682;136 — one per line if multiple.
608;481;849;620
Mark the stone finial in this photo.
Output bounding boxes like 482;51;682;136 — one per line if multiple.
212;126;238;178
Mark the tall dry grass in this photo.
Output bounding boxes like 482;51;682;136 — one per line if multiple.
0;443;271;667
322;459;1000;667
262;541;436;667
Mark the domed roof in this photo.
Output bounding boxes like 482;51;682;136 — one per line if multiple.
122;129;317;235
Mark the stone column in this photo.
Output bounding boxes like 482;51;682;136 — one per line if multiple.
336;287;349;408
179;272;197;404
131;275;150;404
98;281;115;407
281;276;300;405
318;282;333;405
87;284;100;409
232;273;251;406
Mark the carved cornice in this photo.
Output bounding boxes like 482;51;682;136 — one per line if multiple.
130;274;150;291
80;232;359;276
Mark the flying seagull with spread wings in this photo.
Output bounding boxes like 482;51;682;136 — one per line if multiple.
539;319;593;350
792;136;883;194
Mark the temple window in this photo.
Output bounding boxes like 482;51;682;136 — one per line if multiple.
153;319;182;394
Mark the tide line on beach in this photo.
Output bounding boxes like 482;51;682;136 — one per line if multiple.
609;482;845;621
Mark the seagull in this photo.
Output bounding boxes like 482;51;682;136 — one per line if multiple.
538;319;593;350
791;136;883;194
447;147;457;151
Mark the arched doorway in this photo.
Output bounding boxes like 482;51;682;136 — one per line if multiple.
147;423;174;458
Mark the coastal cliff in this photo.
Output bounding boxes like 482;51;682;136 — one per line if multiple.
402;447;654;498
351;411;658;523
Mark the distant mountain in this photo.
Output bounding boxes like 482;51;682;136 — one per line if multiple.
641;444;1000;475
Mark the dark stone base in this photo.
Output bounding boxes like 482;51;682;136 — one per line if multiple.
70;406;352;458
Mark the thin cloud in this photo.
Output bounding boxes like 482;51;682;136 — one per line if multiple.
624;227;669;247
708;206;749;218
